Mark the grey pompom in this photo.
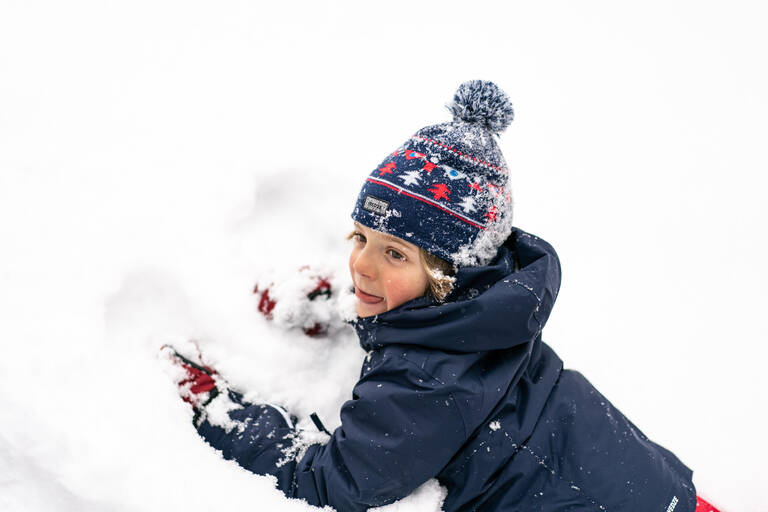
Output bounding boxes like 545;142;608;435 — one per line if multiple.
447;80;514;134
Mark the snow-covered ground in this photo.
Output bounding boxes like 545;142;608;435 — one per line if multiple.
1;1;766;511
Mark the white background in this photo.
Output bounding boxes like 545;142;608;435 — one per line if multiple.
1;1;766;510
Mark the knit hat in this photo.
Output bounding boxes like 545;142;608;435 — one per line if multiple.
351;80;515;267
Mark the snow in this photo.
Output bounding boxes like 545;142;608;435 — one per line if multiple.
1;1;767;511
370;480;448;512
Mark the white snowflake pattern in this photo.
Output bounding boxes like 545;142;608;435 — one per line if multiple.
398;170;421;186
458;195;477;214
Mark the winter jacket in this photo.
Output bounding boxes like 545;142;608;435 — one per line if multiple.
197;227;696;512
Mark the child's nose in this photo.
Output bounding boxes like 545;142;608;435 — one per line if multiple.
352;247;377;279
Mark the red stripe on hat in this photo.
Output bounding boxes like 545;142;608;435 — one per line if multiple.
366;178;486;230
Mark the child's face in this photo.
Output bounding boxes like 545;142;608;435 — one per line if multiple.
348;222;429;318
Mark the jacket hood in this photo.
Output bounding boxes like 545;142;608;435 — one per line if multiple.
353;228;561;353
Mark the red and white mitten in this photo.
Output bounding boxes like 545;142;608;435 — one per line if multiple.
160;342;221;412
253;265;350;337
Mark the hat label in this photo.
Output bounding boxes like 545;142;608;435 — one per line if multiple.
363;195;390;216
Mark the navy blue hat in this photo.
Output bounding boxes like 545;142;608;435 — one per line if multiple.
351;80;515;267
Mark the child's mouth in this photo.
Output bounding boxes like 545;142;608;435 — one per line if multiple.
354;287;384;304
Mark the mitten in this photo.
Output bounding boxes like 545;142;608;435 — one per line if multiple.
253;265;346;337
161;342;225;425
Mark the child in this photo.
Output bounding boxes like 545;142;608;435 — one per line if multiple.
164;81;717;512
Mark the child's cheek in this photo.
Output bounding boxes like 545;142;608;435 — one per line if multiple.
383;279;409;310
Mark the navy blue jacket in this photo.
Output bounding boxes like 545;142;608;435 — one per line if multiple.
197;228;696;511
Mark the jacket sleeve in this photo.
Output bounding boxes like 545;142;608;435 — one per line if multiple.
195;349;468;511
288;348;468;511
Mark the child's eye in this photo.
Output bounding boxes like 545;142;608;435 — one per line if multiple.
351;231;366;243
387;249;405;261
